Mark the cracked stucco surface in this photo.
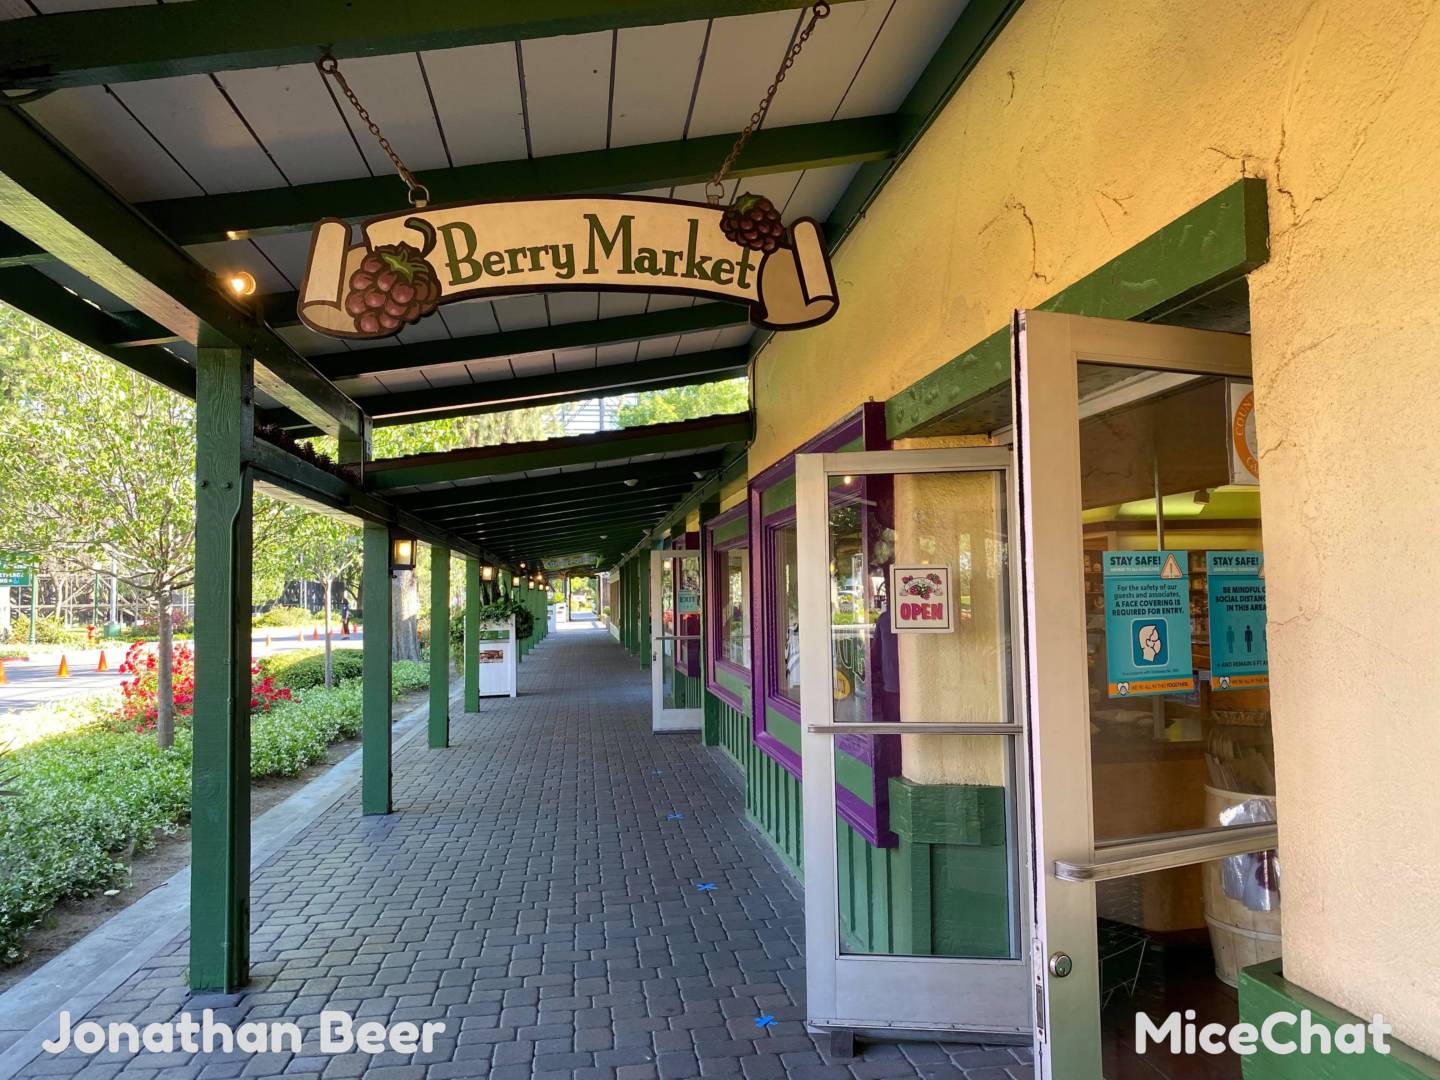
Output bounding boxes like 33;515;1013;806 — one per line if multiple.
749;0;1440;1059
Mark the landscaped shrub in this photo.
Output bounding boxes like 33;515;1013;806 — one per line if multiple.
116;642;292;734
252;605;315;628
5;615;88;646
0;654;432;964
259;647;364;690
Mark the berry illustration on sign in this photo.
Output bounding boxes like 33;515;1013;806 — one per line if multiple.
889;566;954;633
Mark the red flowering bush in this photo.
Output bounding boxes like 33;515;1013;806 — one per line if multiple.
117;641;292;733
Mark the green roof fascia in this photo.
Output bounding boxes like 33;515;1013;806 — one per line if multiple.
365;413;752;491
885;177;1270;438
393;455;727;512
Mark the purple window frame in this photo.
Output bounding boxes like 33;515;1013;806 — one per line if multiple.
747;402;900;846
704;503;750;712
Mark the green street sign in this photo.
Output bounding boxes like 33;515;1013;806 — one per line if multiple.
0;552;37;588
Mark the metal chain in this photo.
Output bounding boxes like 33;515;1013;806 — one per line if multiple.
707;1;830;205
317;53;430;208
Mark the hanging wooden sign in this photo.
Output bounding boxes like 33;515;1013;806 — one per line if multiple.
298;194;839;340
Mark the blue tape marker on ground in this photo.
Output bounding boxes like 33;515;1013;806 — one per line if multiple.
667;812;684;820
755;1015;775;1029
696;882;716;892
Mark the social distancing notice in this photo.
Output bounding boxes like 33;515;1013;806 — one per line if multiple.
1103;550;1195;697
1206;551;1268;689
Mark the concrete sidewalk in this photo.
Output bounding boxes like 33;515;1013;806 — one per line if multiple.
1;624;1032;1079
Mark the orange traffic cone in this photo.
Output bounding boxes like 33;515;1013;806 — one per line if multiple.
57;654;70;678
0;658;7;685
97;650;109;672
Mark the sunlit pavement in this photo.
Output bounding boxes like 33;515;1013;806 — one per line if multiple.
0;626;362;713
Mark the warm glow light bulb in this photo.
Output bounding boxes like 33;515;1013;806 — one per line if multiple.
226;271;257;297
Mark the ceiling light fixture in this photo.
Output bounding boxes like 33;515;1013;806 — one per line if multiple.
225;271;257;297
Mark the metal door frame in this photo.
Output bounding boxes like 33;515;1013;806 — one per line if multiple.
797;446;1034;1037
650;548;703;733
1011;309;1257;1078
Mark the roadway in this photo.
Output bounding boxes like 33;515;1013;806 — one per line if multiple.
0;625;362;713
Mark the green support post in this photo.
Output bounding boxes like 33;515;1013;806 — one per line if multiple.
361;523;392;815
639;552;651;669
190;345;254;992
464;559;480;710
429;544;449;748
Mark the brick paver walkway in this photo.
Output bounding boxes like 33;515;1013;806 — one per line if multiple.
15;625;1033;1079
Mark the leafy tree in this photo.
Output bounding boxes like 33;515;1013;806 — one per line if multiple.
609;377;748;428
0;307;194;746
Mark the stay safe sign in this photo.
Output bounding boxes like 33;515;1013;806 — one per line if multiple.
1102;550;1195;697
890;566;953;634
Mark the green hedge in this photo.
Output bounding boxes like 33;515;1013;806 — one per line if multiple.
259;647;365;690
0;657;430;965
252;605;315;628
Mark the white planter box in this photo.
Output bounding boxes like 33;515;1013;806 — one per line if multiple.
476;616;517;698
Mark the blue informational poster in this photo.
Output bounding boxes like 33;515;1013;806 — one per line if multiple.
1206;551;1268;689
1102;550;1196;698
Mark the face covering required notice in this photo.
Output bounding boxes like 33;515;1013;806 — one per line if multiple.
1103;550;1196;698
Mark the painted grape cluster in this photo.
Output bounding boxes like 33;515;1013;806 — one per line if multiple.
720;192;788;253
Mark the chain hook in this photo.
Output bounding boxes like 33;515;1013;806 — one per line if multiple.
707;2;831;200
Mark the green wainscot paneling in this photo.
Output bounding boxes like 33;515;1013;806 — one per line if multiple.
741;731;804;880
706;680;751;761
1239;960;1440;1079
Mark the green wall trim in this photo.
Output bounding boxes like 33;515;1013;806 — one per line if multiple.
463;560;480;711
885;177;1270;438
712;513;748;546
889;778;1007;846
764;707;801;754
1239;960;1440;1079
713;665;750;704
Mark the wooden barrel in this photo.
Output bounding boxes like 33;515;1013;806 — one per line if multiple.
1202;785;1281;987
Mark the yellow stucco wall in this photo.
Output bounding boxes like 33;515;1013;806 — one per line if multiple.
749;0;1440;1056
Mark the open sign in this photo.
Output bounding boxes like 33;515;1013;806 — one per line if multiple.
890;566;954;633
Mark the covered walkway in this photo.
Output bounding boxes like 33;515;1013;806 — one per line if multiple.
5;626;1030;1080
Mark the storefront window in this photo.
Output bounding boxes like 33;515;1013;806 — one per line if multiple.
717;547;750;669
773;523;801;702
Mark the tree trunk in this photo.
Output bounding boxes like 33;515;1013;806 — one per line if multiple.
323;575;334;689
155;594;175;750
391;568;420;661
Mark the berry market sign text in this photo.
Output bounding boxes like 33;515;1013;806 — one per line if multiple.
298;194;838;340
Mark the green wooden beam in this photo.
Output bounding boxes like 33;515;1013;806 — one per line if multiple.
271;346;748;435
429;544;450;749
0;0;866;90
394;455;726;512
467;508;679;546
825;0;1026;247
357;348;746;422
189;345;254;992
479;519;672;552
434;490;692;528
246;438;499;563
31;119;893;269
366;413;751;491
884;178;1270;437
0;103;363;438
463;559;480;713
0;267;196;398
361;522;393;815
307;304;747;382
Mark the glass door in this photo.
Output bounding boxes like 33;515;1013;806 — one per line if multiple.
1013;311;1278;1079
650;549;703;733
796;448;1033;1037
